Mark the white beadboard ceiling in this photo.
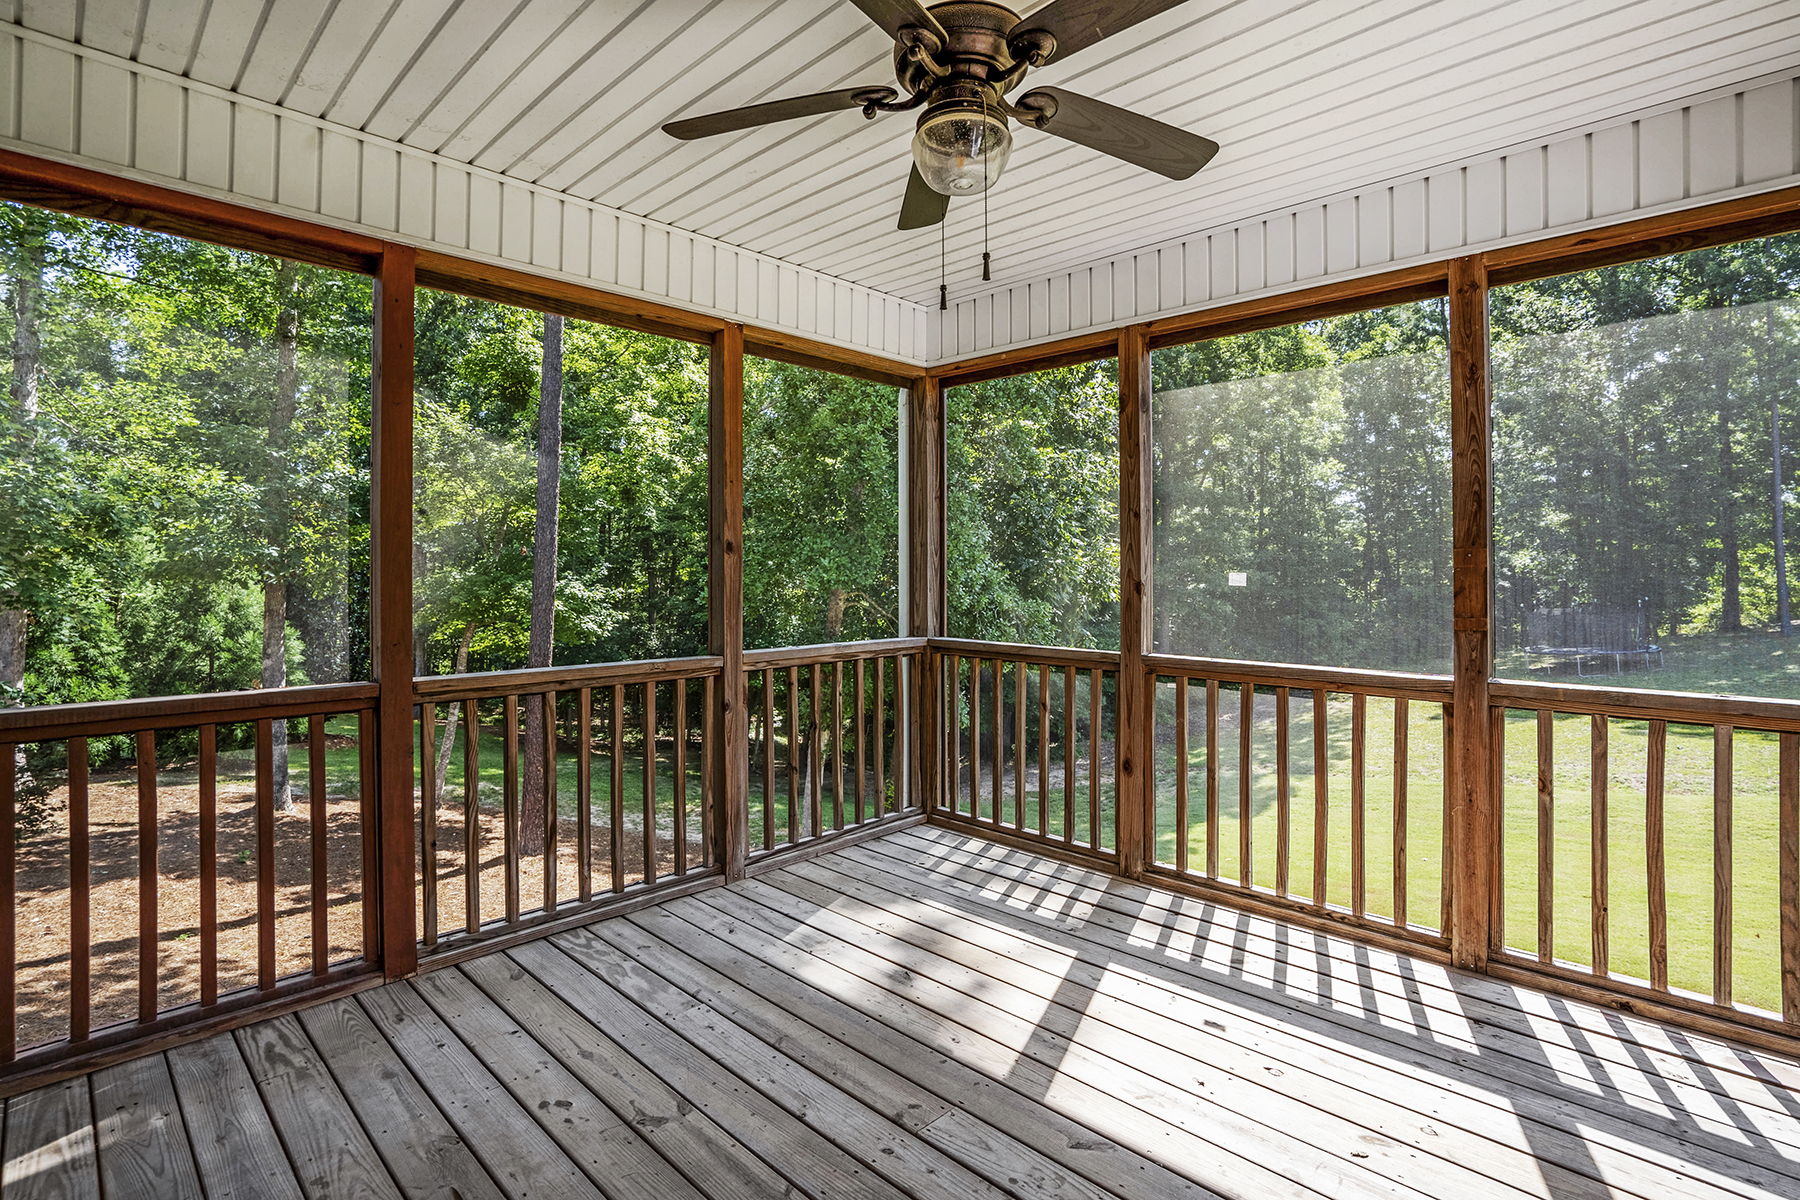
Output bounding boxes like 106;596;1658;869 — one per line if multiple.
13;0;1800;311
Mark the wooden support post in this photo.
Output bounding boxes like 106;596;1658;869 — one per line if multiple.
1448;255;1495;971
711;324;748;880
1117;324;1153;878
907;374;946;814
372;244;419;980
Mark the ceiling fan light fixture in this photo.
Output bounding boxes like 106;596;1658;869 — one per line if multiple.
912;104;1011;196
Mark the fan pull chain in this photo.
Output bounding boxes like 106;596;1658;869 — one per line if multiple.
939;215;948;310
981;92;992;282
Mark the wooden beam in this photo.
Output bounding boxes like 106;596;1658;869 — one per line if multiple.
0;148;381;273
1447;255;1494;972
710;325;749;881
1116;324;1153;879
371;245;419;981
744;328;915;388
907;374;946;814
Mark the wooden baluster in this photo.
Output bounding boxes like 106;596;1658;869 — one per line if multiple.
875;658;888;818
462;699;481;934
1780;731;1799;1022
311;714;330;973
200;728;221;999
418;706;438;949
809;663;824;838
1174;678;1189;873
1536;708;1554;964
1275;688;1290;897
503;695;521;924
856;658;868;826
359;709;378;961
787;667;801;841
1206;680;1220;879
543;692;559;912
643;682;657;885
970;660;983;822
251;723;273;995
70;737;92;1038
834;661;847;831
1036;663;1050;836
1350;694;1366;916
1310;690;1328;907
993;659;1004;825
1714;724;1733;1006
1647;719;1669;991
1475;707;1491;941
0;747;12;1059
1392;700;1409;930
1013;660;1026;830
673;680;687;876
1088;670;1101;846
578;688;593;902
1591;714;1608;976
610;684;626;892
702;675;717;868
762;669;776;848
1240;684;1255;889
1063;666;1077;843
946;655;960;816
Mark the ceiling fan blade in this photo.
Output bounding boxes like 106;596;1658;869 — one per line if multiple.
1015;88;1218;180
898;165;950;230
1010;0;1194;64
847;0;949;45
663;86;895;139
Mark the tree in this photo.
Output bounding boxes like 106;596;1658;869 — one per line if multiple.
520;313;562;854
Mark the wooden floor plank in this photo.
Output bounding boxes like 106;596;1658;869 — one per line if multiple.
166;1034;304;1200
781;849;1799;1200
19;825;1800;1200
616;905;1220;1200
89;1052;204;1199
865;833;1800;1178
667;888;1332;1200
407;969;709;1200
507;939;918;1200
890;826;1800;1123
235;1014;403;1200
296;998;506;1200
551;924;1019;1200
705;876;1481;1200
579;915;1130;1200
456;952;796;1200
357;985;604;1200
2;1076;100;1199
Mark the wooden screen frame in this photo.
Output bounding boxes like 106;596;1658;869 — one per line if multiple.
3;146;1800;1073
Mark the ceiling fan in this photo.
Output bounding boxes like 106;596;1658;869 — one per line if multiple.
662;0;1220;231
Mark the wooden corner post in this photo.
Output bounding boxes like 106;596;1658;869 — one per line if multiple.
372;243;419;980
1117;325;1153;878
907;374;946;814
710;324;749;881
1449;255;1496;970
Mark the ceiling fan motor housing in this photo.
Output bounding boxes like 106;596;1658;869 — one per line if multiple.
894;2;1031;98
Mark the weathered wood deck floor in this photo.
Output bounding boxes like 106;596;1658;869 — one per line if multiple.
7;823;1800;1199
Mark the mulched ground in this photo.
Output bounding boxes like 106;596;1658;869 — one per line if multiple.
13;764;706;1054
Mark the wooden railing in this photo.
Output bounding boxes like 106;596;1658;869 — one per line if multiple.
1488;680;1800;1034
932;639;1120;859
412;656;724;957
1142;656;1455;947
0;685;380;1078
742;639;924;860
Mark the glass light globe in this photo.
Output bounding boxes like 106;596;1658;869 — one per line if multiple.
911;110;1012;196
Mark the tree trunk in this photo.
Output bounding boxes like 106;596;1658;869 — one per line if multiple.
520;314;563;855
1718;372;1742;633
431;625;474;808
265;261;301;811
824;588;846;641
